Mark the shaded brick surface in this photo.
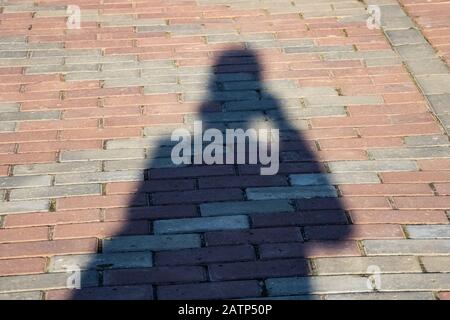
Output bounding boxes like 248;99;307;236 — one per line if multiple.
0;0;449;300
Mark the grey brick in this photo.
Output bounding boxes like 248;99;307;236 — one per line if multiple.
200;200;294;217
65;70;139;81
369;147;450;159
0;291;43;300
266;275;370;295
103;234;201;253
396;44;437;60
104;75;177;88
13;162;102;176
328;160;417;172
290;173;380;186
323;50;397;61
154;215;249;234
0;103;20;113
65;55;136;64
26;64;99;74
404;135;449;146
0;272;98;293
0;111;60;122
325;292;435;300
285;45;354;54
60;149;145;162
405;59;449;76
49;252;152;271
304;95;384;107
386;29;427;46
0;175;51;188
406;225;450;239
104;158;177;171
268;106;347;119
246;186;337;200
9;184;102;200
54;170;143;185
183;90;259;103
417;75;450;94
427;94;450;115
106;137;167;149
314;256;421;275
0;51;27;59
32;49;101;58
364;239;450;255
185;111;264;123
364;57;402;67
0;200;50;214
0;122;16;132
421;256;450;272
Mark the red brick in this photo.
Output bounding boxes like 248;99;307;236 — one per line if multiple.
438;292;450;300
350;210;449;225
348;103;428;116
0;238;98;259
311;116;390;128
358;123;442;137
104;114;183;127
394;196;450;209
318;137;404;150
103;94;178;107
0;258;46;276
435;183;450;195
0;165;9;176
0;152;56;165
418;159;450;171
0;226;49;243
60;127;142;140
4;209;101;228
0;144;15;154
339;183;433;196
18;140;103;153
53;221;149;239
18;119;99;131
57;194;147;210
381;171;450;183
0;131;57;143
63;106;141;119
304;224;405;240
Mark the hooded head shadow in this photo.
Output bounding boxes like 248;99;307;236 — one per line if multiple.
71;48;350;300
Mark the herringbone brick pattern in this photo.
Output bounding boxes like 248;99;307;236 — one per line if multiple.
0;0;449;300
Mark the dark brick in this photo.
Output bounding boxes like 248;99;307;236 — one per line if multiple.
155;245;255;266
259;241;360;259
251;211;348;228
205;227;303;246
209;259;309;281
103;266;205;286
198;175;288;188
104;205;198;221
150;165;235;179
152;188;243;204
157;280;262;299
47;285;154;300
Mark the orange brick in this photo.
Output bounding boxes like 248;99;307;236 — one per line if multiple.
4;209;102;228
394;196;450;209
0;226;49;243
381;171;450;183
0;152;56;165
56;194;147;210
350;210;449;225
0;258;47;276
339;184;433;196
0;238;98;259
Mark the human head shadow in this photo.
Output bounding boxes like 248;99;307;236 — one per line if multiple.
71;48;350;300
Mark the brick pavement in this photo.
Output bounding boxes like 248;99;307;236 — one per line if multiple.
0;0;450;300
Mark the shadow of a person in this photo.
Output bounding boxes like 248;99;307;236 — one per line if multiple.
71;48;350;300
